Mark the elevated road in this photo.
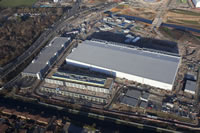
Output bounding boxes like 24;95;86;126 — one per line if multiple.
0;2;116;84
0;1;81;79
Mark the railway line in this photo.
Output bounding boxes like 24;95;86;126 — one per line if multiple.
0;2;116;86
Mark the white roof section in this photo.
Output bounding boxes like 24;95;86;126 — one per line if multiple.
67;40;181;84
185;80;196;93
23;37;70;75
193;0;200;7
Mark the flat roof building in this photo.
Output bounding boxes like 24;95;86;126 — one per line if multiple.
140;101;148;108
45;70;113;94
184;80;196;94
125;89;141;99
22;37;71;79
42;69;112;104
52;70;107;87
66;40;181;90
120;96;138;107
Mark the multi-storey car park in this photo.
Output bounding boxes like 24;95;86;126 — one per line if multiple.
66;40;181;91
45;70;113;94
41;70;113;104
22;37;71;80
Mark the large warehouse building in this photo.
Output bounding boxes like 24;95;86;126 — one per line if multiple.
192;0;200;8
66;40;181;90
22;37;71;80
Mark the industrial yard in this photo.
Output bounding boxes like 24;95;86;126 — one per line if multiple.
0;0;200;132
12;7;200;131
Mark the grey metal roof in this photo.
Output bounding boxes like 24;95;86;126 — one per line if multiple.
140;101;147;108
185;80;196;92
141;92;149;99
23;62;47;74
50;37;69;47
125;89;141;99
120;96;138;106
67;40;181;84
185;73;197;81
23;37;70;75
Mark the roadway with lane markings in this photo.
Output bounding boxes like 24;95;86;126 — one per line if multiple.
1;2;117;88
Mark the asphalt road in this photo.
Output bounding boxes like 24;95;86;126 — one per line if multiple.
0;2;117;87
0;2;80;78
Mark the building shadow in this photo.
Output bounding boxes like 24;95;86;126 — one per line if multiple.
88;31;179;54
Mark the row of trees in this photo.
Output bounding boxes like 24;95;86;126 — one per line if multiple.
0;7;64;66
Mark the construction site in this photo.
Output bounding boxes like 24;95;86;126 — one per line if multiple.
1;0;200;132
15;10;200;131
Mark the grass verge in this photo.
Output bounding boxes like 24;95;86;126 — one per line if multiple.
0;0;37;7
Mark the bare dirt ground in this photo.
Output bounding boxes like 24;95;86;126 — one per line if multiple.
110;4;156;20
163;9;200;29
159;27;200;44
